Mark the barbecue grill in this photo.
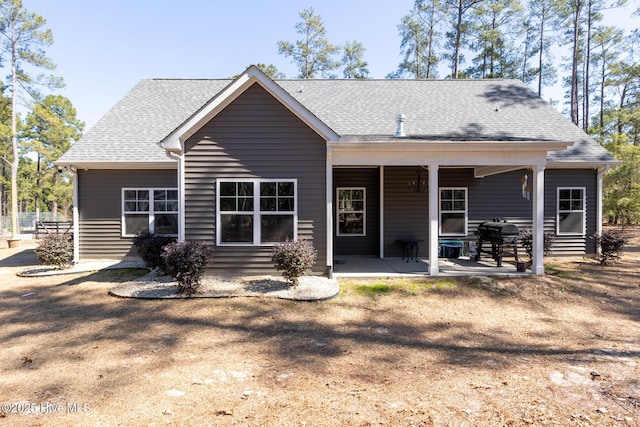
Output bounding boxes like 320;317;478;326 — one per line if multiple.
475;219;520;267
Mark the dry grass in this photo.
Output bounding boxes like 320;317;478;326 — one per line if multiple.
0;229;639;426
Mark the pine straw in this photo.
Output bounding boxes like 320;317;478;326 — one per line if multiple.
0;228;639;426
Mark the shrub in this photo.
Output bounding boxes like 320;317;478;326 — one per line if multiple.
592;230;627;265
133;233;176;271
519;227;555;262
161;241;210;294
35;234;73;269
272;239;317;287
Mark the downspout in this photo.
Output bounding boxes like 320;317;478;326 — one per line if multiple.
596;165;609;253
68;166;79;264
165;150;185;243
326;146;333;278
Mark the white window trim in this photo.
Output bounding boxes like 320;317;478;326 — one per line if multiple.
439;187;468;236
557;186;586;236
121;188;178;237
216;179;298;246
336;187;366;237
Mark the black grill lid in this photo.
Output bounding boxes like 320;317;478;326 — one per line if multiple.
477;220;520;236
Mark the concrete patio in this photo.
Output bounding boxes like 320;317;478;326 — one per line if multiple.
333;255;530;277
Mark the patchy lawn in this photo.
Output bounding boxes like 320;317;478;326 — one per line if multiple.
0;229;639;426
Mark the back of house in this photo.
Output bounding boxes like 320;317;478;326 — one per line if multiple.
55;66;618;276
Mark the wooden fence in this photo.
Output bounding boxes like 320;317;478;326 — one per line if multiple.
35;221;73;238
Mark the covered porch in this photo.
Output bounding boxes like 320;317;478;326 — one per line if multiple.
326;139;575;277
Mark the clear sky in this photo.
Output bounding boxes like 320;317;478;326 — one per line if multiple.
26;0;638;130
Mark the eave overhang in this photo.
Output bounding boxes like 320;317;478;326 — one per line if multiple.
52;160;177;170
546;159;622;169
328;140;573;152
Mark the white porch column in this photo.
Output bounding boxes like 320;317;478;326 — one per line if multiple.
532;164;545;275
326;147;334;277
428;164;439;275
596;166;606;239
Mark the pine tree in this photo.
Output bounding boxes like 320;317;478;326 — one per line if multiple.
276;8;340;78
342;41;370;79
0;0;63;237
22;95;84;221
443;0;486;78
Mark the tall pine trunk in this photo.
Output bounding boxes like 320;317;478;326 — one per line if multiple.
570;0;583;126
453;0;463;78
10;37;19;237
537;10;545;96
582;0;592;132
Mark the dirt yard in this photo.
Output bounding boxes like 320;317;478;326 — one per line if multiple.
1;229;639;427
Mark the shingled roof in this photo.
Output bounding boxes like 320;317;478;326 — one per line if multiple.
57;76;616;166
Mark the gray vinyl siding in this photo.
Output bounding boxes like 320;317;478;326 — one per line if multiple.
448;168;597;255
333;168;379;256
184;83;327;274
77;169;177;260
545;169;597;254
457;168;535;235
383;167;430;257
381;167;598;259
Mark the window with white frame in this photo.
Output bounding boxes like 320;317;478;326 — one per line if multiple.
439;187;467;236
337;188;365;236
122;188;178;236
217;179;296;245
557;187;585;235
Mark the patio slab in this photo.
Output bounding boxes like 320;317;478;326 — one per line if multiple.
333;256;530;277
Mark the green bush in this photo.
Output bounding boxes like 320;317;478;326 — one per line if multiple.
519;227;555;262
592;230;627;265
272;239;317;287
35;234;73;269
161;241;210;294
133;232;176;271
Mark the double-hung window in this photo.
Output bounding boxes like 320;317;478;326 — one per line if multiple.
122;188;178;236
217;179;296;245
337;188;365;236
439;187;467;236
557;187;585;235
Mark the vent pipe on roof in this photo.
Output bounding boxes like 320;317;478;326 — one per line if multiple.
395;113;406;137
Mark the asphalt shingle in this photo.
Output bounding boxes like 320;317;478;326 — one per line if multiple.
57;77;616;165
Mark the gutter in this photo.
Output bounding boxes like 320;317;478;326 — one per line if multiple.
59;165;80;264
596;164;611;248
328;140;574;152
52;161;176;170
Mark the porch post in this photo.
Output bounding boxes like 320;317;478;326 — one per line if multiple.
596;166;606;244
532;164;545;275
326;146;333;277
428;164;439;275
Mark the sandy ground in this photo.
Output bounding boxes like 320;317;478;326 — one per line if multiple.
0;229;639;426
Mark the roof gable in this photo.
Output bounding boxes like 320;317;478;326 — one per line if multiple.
161;66;339;153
